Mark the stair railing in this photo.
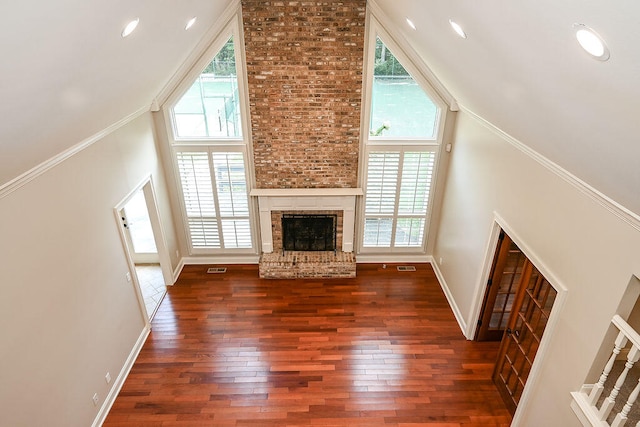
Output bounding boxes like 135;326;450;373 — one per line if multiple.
571;314;640;427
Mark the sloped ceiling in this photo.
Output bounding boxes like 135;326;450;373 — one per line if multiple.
2;0;638;218
0;0;233;185
373;0;640;217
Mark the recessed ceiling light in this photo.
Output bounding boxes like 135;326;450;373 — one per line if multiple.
185;17;197;30
449;19;467;39
122;18;140;38
406;18;416;31
574;24;609;61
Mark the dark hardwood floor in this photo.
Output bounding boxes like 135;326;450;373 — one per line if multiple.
104;263;512;426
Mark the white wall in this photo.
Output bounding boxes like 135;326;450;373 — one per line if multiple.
433;111;640;426
0;112;178;426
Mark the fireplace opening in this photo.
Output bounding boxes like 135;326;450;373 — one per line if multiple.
282;214;337;252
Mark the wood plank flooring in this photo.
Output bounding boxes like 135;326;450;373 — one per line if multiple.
104;263;512;426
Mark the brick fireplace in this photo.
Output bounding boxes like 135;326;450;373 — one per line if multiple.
251;188;361;278
242;1;367;278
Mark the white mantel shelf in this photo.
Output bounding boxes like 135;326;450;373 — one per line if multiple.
251;188;363;253
250;188;363;197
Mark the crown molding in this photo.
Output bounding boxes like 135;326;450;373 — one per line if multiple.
461;106;640;232
0;106;148;200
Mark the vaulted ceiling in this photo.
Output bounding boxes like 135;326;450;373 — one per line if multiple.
0;0;230;185
2;0;638;217
374;0;640;217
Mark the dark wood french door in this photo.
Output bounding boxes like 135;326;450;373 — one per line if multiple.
475;231;527;341
492;258;557;414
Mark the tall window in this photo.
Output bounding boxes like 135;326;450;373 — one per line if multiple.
167;20;254;254
361;32;442;252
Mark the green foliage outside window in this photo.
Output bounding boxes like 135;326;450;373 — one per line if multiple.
374;37;409;77
202;37;236;76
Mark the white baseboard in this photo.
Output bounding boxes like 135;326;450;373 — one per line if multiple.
172;258;185;284
429;257;469;338
92;325;151;427
183;255;261;265
355;254;430;264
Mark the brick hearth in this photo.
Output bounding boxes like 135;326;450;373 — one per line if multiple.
259;251;356;279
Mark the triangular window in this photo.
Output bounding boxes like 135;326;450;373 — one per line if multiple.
172;36;242;139
369;37;438;139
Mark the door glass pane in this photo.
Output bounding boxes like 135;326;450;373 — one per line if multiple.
370;37;438;139
123;190;157;253
492;243;526;329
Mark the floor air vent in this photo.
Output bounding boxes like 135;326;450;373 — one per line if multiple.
397;266;416;272
207;267;227;274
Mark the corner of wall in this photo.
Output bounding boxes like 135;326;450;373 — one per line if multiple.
429;256;469;338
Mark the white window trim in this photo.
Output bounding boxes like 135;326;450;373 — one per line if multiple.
162;11;258;256
359;145;438;254
173;146;256;255
356;12;449;256
164;16;253;145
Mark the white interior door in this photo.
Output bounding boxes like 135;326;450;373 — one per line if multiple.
115;179;174;320
120;190;159;264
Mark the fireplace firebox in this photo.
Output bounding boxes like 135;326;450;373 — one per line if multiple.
282;214;337;252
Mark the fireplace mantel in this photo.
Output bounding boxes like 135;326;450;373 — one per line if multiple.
250;188;363;253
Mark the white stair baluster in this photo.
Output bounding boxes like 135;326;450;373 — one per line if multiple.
599;346;640;421
590;331;629;405
612;376;640;427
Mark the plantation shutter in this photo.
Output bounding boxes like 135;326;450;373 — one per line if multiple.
363;149;436;249
365;152;400;215
176;152;220;248
398;152;435;215
211;152;252;248
363;152;399;247
395;151;436;247
176;150;253;251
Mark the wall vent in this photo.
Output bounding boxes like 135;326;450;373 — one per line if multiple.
207;267;227;274
397;266;416;272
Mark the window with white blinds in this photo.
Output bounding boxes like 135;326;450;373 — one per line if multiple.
359;23;443;254
362;149;436;249
176;150;252;251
